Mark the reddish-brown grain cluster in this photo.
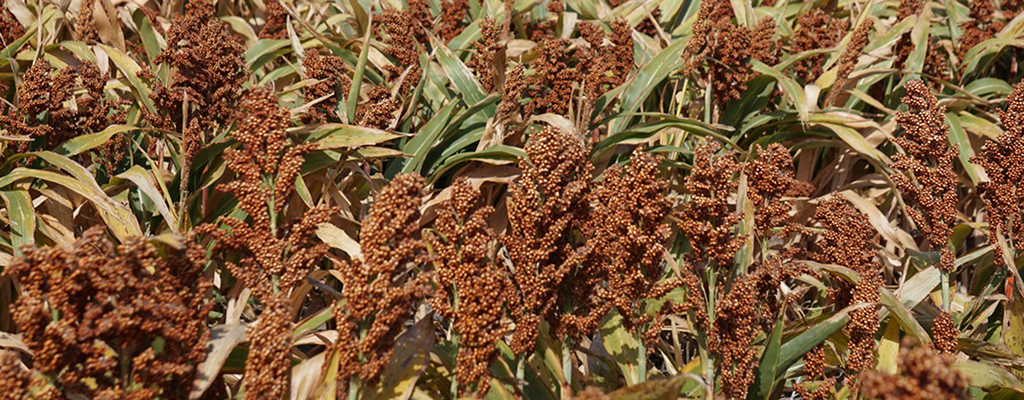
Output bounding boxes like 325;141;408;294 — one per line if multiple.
5;227;211;399
0;4;23;45
958;0;1000;62
504;21;633;123
428;179;509;396
683;0;778;108
588;152;678;345
76;0;99;43
469;19;505;93
860;341;970;399
892;80;959;272
259;0;290;39
148;0;246;189
333;174;432;389
931;311;959;353
302;51;352;124
813;194;880;373
791;9;849;82
974;81;1024;257
503;127;593;353
440;0;470;42
2;59;127;166
379;7;427;96
891;0;947;82
676;140;745;269
199;88;334;399
746;143;814;238
711;248;813;398
824;18;872;107
356;84;400;129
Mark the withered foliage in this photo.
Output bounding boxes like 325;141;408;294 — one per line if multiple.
333;174;432;389
302;51;352;124
6;227;211;399
974;81;1024;257
683;0;778;107
791;9;849;82
813;194;881;373
504;127;593;353
149;0;246;186
588;152;678;345
824;18;873;107
676;140;745;269
259;0;290;39
198;88;333;399
428;179;510;397
746;143;814;238
860;342;970;399
2;60;127;168
892;80;959;272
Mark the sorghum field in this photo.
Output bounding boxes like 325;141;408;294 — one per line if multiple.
2;0;1024;398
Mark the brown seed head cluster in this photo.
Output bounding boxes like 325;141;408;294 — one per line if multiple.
587;152;677;345
931;311;959;353
746;143;814;238
711;249;812;399
791;9;849;82
5;227;211;399
302;51;352;124
440;0;470;42
468;19;504;93
797;377;837;400
204;88;332;298
503;127;593;353
198;88;334;399
813;194;881;373
333;174;432;389
958;0;1000;62
973;81;1024;258
379;8;426;95
512;21;634;122
259;0;290;39
3;59;128;166
149;0;246;183
804;345;826;378
356;84;400;130
891;0;947;82
683;0;779;107
1005;0;1024;20
76;0;99;43
676;140;745;269
428;179;510;397
243;294;293;399
0;4;23;45
824;18;873;107
860;341;970;399
892;80;959;272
